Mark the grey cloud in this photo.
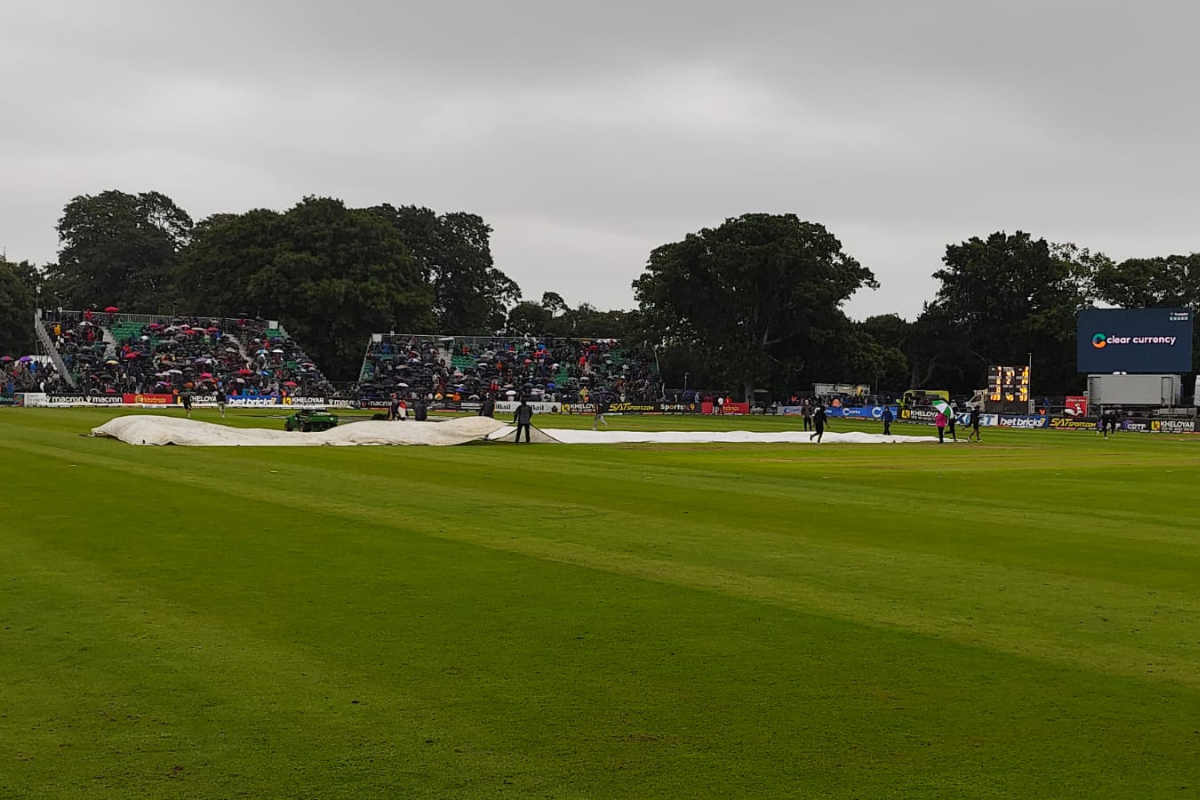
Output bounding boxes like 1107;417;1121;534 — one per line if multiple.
2;0;1199;318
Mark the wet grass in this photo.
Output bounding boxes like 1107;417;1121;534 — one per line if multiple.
2;408;1199;798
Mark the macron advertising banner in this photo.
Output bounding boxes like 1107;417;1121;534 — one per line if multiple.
1077;308;1193;374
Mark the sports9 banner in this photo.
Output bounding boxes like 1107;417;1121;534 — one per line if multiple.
1076;308;1192;374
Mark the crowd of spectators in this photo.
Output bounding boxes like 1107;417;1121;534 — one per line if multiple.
357;334;658;404
39;308;331;398
1;356;66;395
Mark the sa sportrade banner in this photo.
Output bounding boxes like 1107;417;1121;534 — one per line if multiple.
1048;416;1099;430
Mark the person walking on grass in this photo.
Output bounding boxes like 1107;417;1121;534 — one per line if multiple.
809;404;829;443
181;391;193;419
881;405;893;436
513;397;534;444
967;407;982;442
935;408;947;443
216;388;227;418
592;397;608;431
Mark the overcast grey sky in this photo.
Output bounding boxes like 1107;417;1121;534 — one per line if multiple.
2;1;1198;319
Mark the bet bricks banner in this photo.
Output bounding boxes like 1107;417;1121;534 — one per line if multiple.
1077;307;1193;374
998;414;1050;429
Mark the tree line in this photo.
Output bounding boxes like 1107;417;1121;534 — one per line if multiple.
1;190;1197;394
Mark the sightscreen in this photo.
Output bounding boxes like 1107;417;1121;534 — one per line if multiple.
1076;308;1193;373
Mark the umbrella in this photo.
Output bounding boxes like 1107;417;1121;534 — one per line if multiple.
78;320;92;327
506;390;517;396
105;359;119;365
206;327;219;333
284;381;297;387
168;368;183;375
125;352;139;359
271;348;284;354
105;306;119;313
397;382;409;388
140;335;150;341
238;369;252;375
200;372;213;378
0;356;12;362
256;349;268;355
18;356;33;363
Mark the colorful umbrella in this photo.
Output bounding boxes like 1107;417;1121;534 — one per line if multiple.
104;306;119;313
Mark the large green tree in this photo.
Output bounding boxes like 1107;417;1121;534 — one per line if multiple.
1092;251;1200;377
368;205;519;333
0;259;40;357
43;190;192;311
177;198;433;379
505;292;634;339
633;213;876;399
918;233;1096;396
1092;253;1200;308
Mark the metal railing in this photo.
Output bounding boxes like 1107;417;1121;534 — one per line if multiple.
33;310;76;388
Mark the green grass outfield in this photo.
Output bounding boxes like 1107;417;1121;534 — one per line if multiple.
3;408;1200;798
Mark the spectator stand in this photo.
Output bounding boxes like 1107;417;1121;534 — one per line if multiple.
36;309;331;399
356;333;659;408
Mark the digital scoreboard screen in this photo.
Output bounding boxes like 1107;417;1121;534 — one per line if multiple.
988;365;1030;407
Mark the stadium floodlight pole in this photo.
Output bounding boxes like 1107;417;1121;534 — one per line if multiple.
1028;352;1033;414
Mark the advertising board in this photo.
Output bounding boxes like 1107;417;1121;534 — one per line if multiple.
829;405;898;420
1064;395;1088;418
123;393;174;405
1048;416;1099;431
1077;308;1193;373
226;396;283;407
495;401;561;414
48;394;124;406
1149;419;1196;434
899;408;939;425
700;402;750;415
998;414;1049;429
